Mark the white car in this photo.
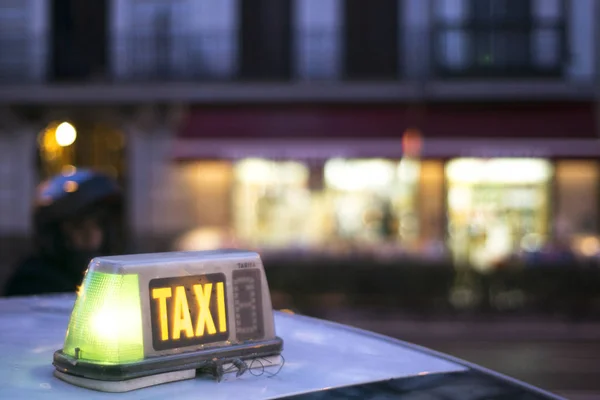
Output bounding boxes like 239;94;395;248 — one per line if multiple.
0;250;564;399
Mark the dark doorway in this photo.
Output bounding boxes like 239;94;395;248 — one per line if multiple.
50;0;109;81
343;0;400;80
239;0;293;80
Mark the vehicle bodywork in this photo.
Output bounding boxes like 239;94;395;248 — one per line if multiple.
0;294;564;399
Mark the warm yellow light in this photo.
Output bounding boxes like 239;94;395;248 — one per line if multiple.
235;158;308;185
174;228;236;252
446;158;552;184
63;180;78;193
325;159;395;191
578;236;600;257
62;165;77;176
55;122;77;147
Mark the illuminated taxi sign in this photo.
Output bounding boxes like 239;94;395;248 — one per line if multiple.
53;250;283;392
149;273;229;350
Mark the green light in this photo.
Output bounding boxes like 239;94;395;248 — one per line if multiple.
63;271;144;364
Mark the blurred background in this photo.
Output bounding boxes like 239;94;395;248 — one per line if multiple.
0;0;599;398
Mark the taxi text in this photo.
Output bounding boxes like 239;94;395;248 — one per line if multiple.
151;281;227;342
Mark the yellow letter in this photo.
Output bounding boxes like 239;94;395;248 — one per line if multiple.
152;287;172;341
193;283;216;336
216;282;227;333
172;286;194;340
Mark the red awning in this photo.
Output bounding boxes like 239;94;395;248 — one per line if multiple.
174;102;598;159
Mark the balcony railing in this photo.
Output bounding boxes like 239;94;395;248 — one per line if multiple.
113;29;406;83
0;33;46;84
0;26;569;85
432;20;567;79
112;31;238;83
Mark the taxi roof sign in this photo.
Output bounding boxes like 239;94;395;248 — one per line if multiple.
53;250;284;392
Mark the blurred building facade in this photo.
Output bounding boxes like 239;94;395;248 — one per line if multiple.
0;0;599;284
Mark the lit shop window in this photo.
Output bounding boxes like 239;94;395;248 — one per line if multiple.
446;158;552;271
235;158;308;185
325;158;396;191
446;158;552;184
233;159;313;248
233;158;423;250
324;158;421;244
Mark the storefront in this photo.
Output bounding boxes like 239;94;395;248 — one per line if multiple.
170;102;600;264
445;158;553;270
231;157;422;252
169;154;600;265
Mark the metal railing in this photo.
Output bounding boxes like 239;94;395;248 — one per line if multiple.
0;26;569;85
432;21;567;79
0;33;46;84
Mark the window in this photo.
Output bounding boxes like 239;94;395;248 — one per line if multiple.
238;0;293;80
115;0;190;81
51;0;109;82
294;0;342;80
113;0;238;81
434;0;566;78
445;158;552;270
0;1;33;83
343;0;401;80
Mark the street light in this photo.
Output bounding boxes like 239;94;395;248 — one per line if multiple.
55;122;77;147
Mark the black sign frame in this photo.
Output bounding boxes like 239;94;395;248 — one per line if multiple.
149;273;229;351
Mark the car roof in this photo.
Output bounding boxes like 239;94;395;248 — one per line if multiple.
0;294;467;399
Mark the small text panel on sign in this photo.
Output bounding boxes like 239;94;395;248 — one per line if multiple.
232;268;264;341
149;273;229;351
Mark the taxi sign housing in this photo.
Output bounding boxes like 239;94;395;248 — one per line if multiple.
52;250;283;391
